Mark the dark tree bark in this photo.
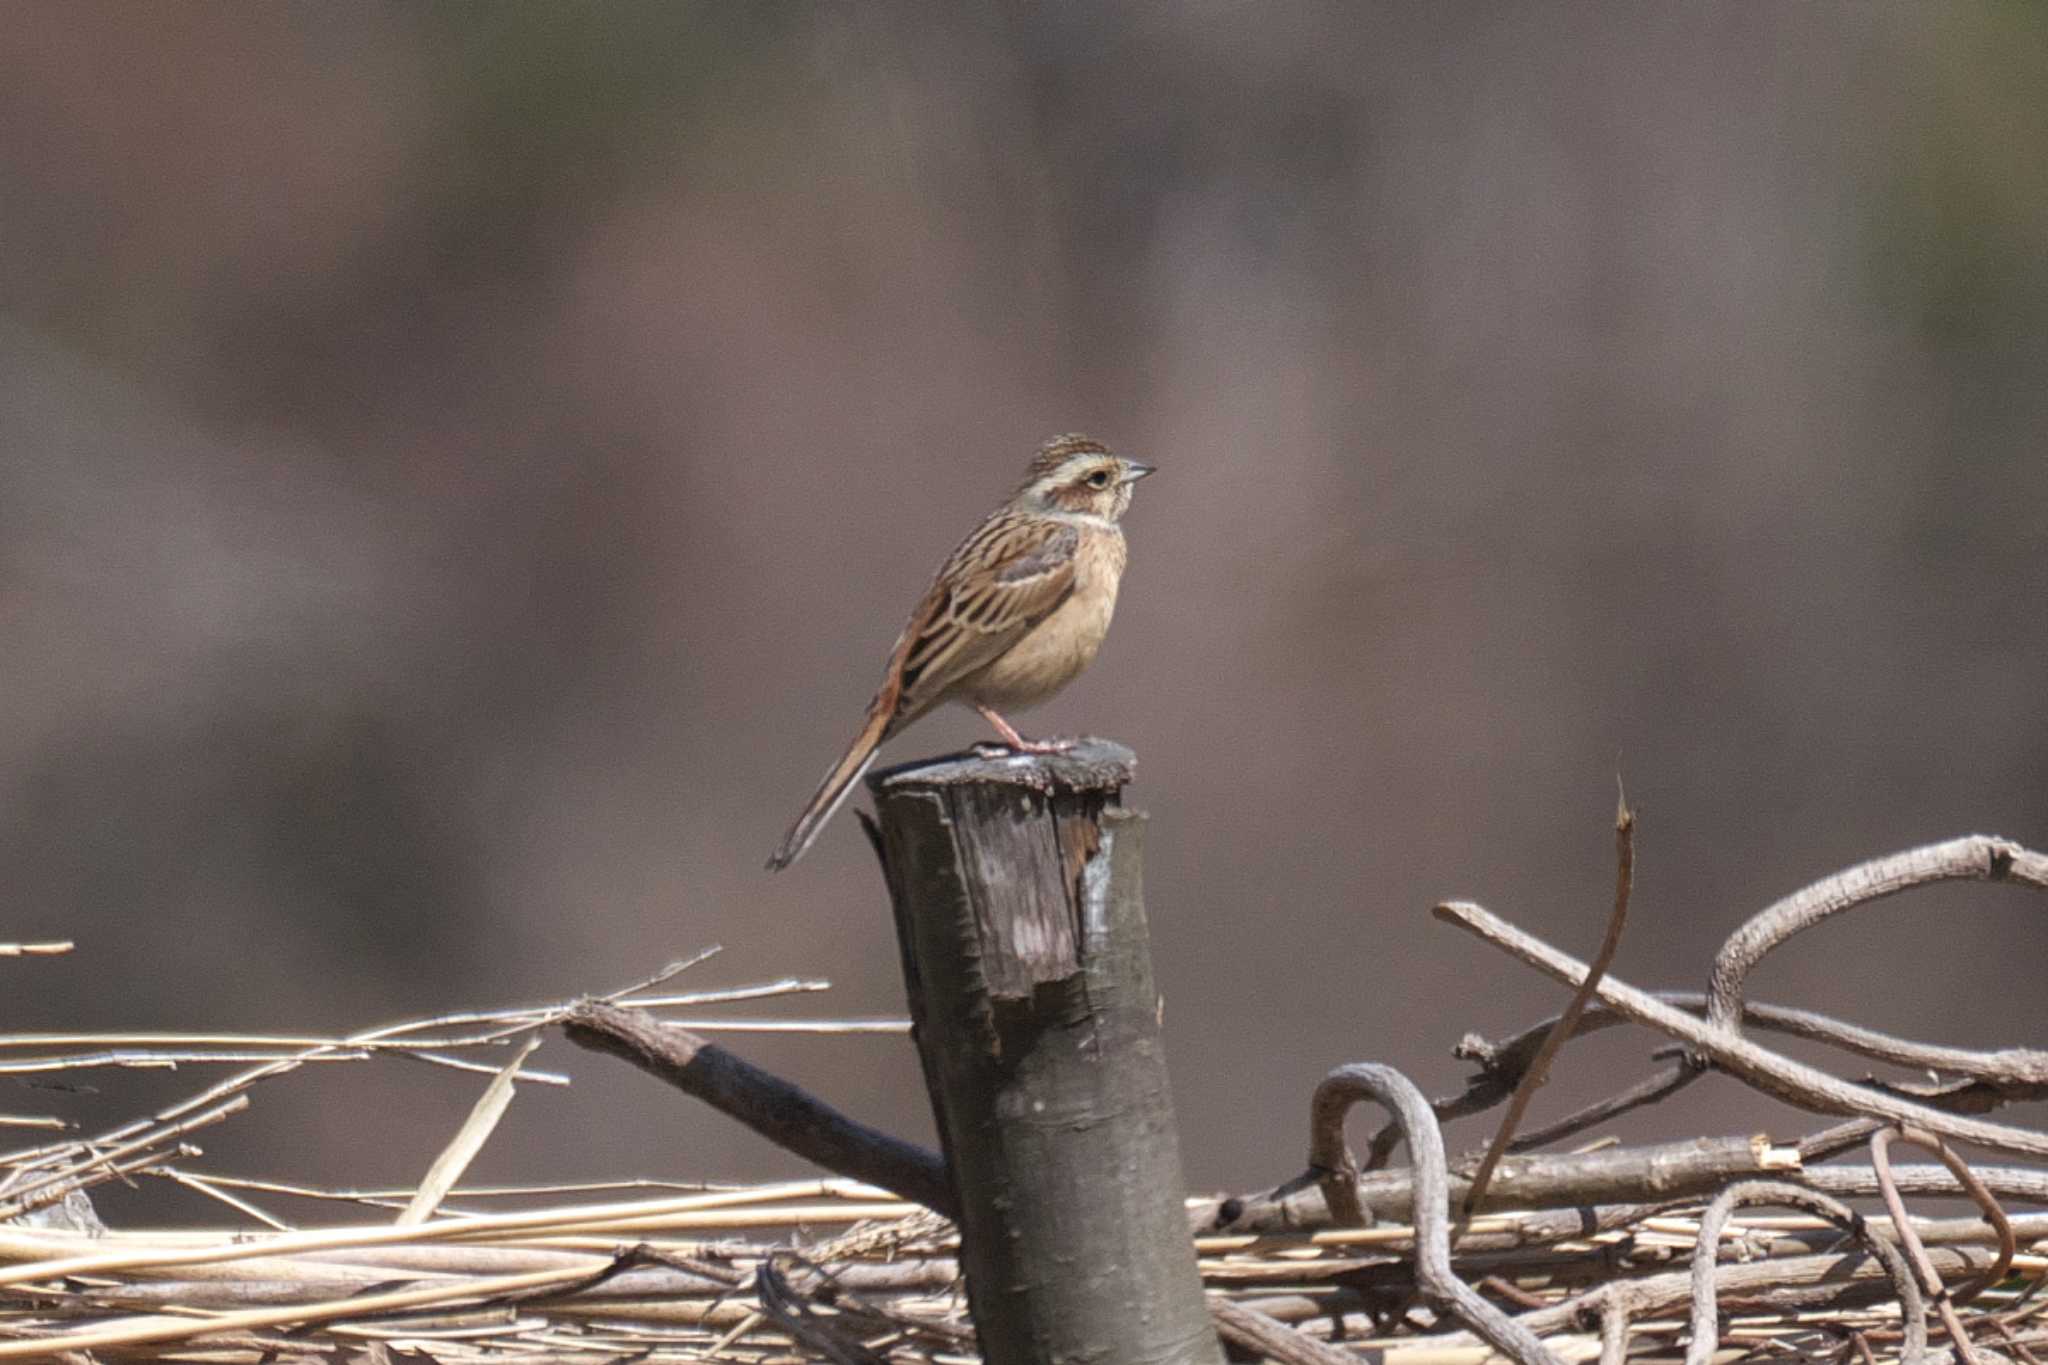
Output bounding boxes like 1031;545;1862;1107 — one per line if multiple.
867;741;1223;1365
562;1000;955;1217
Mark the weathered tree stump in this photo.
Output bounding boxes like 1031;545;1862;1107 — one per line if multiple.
866;740;1223;1365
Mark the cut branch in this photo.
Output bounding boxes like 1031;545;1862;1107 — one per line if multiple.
561;1000;954;1217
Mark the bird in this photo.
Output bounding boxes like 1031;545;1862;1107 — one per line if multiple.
767;434;1154;871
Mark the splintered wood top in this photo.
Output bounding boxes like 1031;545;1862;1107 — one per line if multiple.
867;738;1135;795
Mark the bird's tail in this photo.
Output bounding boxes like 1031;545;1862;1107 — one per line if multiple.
766;709;892;871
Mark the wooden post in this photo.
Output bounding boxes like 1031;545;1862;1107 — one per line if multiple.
866;741;1223;1365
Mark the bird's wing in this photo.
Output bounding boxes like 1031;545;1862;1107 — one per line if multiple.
878;516;1080;731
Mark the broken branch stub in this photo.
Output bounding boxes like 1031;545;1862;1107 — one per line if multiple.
867;741;1223;1365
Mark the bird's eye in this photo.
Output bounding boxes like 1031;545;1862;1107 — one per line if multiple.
1086;470;1112;488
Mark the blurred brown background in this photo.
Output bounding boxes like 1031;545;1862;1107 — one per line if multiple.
3;3;2045;1224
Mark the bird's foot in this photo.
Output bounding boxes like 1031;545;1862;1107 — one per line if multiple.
973;703;1075;756
1009;735;1078;755
971;736;1077;759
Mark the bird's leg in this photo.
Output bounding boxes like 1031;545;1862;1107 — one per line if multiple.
974;703;1075;755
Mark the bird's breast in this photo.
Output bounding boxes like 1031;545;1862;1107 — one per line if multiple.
964;528;1126;709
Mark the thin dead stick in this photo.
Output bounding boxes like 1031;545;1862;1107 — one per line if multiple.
1686;1181;1925;1365
1707;835;2048;1037
0;1031;454;1051
0;1043;569;1088
154;1168;293;1231
1873;1128;2016;1309
181;1171;741;1208
63;1259;959;1311
0;1179;871;1285
605;947;727;1002
606;980;832;1009
3;956;785;1188
108;953;754;1137
434;983;842;1049
561;1000;955;1217
1433;901;2048;1160
1307;1063;1562;1365
765;1250;984;1356
1802;1164;2048;1212
1406;990;2048;1170
1461;788;1634;1220
0;942;72;957
0;1034;572;1086
422;971;833;1049
1598;1292;1630;1365
1800;1118;1888;1163
3;1143;193;1225
1505;1062;1698;1154
1199;1133;1796;1235
706;1308;766;1356
0;1095;248;1219
632;1018;909;1035
0;1257;607;1359
1208;1295;1366;1364
0;1048;371;1074
754;1258;892;1365
0;976;811;1065
1991;1319;2048;1365
1438;1244;2000;1347
1871;1125;2016;1365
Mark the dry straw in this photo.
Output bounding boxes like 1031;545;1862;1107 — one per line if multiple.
3;835;2046;1362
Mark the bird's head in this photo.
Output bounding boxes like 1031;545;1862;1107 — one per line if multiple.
1015;434;1154;520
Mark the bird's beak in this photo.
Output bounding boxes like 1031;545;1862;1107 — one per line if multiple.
1120;461;1156;484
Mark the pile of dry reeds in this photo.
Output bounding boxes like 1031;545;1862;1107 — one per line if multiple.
2;831;2043;1364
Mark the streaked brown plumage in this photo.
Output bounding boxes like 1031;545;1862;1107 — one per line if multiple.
767;434;1153;871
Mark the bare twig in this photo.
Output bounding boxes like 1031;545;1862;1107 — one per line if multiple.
1875;1128;2017;1308
1800;1118;1889;1163
1504;1061;1698;1153
0;942;72;957
1802;1163;2048;1211
1598;1291;1630;1365
1686;1181;1924;1365
561;999;955;1217
1439;1243;2000;1347
0;1047;372;1074
1461;788;1634;1219
0;1256;608;1358
1199;1134;1796;1235
1423;988;2048;1167
1706;835;2048;1037
155;1167;293;1230
1434;900;2048;1160
605;947;727;1002
1208;1295;1365;1364
0;1116;66;1132
1461;995;2048;1098
1871;1125;2018;1365
1308;1063;1563;1365
0;1095;248;1219
755;1257;899;1365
